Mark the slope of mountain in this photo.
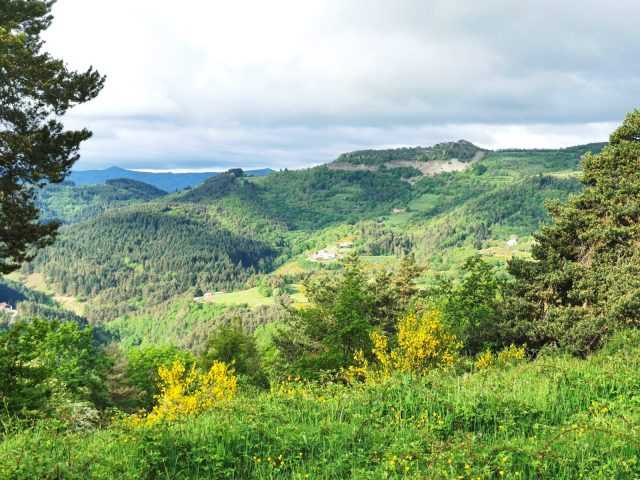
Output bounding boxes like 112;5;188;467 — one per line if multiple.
28;203;279;323
175;166;413;229
37;178;167;223
68;166;274;191
18;140;607;334
333;139;486;166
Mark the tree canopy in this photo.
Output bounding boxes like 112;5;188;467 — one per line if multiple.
509;109;640;353
0;0;104;273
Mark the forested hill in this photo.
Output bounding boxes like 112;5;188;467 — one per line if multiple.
333;139;487;166
68;166;274;191
16;140;608;330
36;178;168;224
174;167;413;229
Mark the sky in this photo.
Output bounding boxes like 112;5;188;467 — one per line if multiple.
43;0;640;171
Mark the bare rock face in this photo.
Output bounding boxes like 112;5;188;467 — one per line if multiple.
329;140;488;179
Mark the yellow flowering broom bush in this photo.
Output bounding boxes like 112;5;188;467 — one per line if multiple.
129;358;237;427
346;309;462;383
475;344;526;371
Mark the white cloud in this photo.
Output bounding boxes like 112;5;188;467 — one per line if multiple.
43;0;639;169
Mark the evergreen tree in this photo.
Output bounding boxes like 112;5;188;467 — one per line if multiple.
0;0;104;273
275;253;375;376
509;109;640;353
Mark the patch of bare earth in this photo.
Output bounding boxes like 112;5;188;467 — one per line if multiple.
328;151;486;180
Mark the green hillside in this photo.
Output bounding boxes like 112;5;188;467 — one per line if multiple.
4;114;640;479
18;142;606;339
28;204;278;323
37;178;167;223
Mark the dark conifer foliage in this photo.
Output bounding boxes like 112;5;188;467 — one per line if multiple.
509;109;640;353
29;205;277;323
0;0;104;273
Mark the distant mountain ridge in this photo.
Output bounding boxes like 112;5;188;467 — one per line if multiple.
68;166;274;191
333;139;487;166
329;139;489;178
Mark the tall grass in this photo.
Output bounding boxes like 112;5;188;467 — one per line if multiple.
2;330;639;479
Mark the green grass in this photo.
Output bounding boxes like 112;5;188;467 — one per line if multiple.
200;284;308;308
199;287;277;307
2;330;639;479
5;272;86;316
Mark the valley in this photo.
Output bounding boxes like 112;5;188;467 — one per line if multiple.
3;140;602;347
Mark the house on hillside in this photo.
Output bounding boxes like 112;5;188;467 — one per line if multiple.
392;208;407;214
314;250;337;261
506;236;518;247
338;241;353;248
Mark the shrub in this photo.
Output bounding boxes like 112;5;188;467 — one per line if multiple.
130;359;237;427
346;309;462;383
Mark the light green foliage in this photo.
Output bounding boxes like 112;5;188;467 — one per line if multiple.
106;298;228;349
200;322;267;388
427;256;506;354
0;319;108;419
276;254;377;376
122;345;194;412
2;330;639;478
275;253;424;376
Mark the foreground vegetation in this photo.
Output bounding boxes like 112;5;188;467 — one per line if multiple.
2;330;639;479
2;3;638;478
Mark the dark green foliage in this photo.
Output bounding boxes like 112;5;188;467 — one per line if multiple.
276;254;376;376
175;165;413;231
37;179;165;223
276;253;423;376
0;318;109;418
0;277;53;307
427;257;506;354
357;220;414;256
471;163;488;175
508;110;640;354
16;300;87;325
104;178;166;199
68;166;273;191
177;171;249;203
380;165;423;179
29;204;277;322
259;167;413;229
414;175;582;254
0;0;104;273
200;322;267;387
178;164;414;229
335;139;484;166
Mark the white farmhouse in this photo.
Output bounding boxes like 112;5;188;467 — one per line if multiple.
506;236;518;247
315;249;337;260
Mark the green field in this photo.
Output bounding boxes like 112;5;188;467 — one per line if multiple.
5;272;86;316
199;284;308;307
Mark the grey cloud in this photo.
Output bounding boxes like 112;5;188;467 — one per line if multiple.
46;0;639;170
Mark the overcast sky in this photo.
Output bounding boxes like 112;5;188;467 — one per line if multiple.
44;0;640;171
